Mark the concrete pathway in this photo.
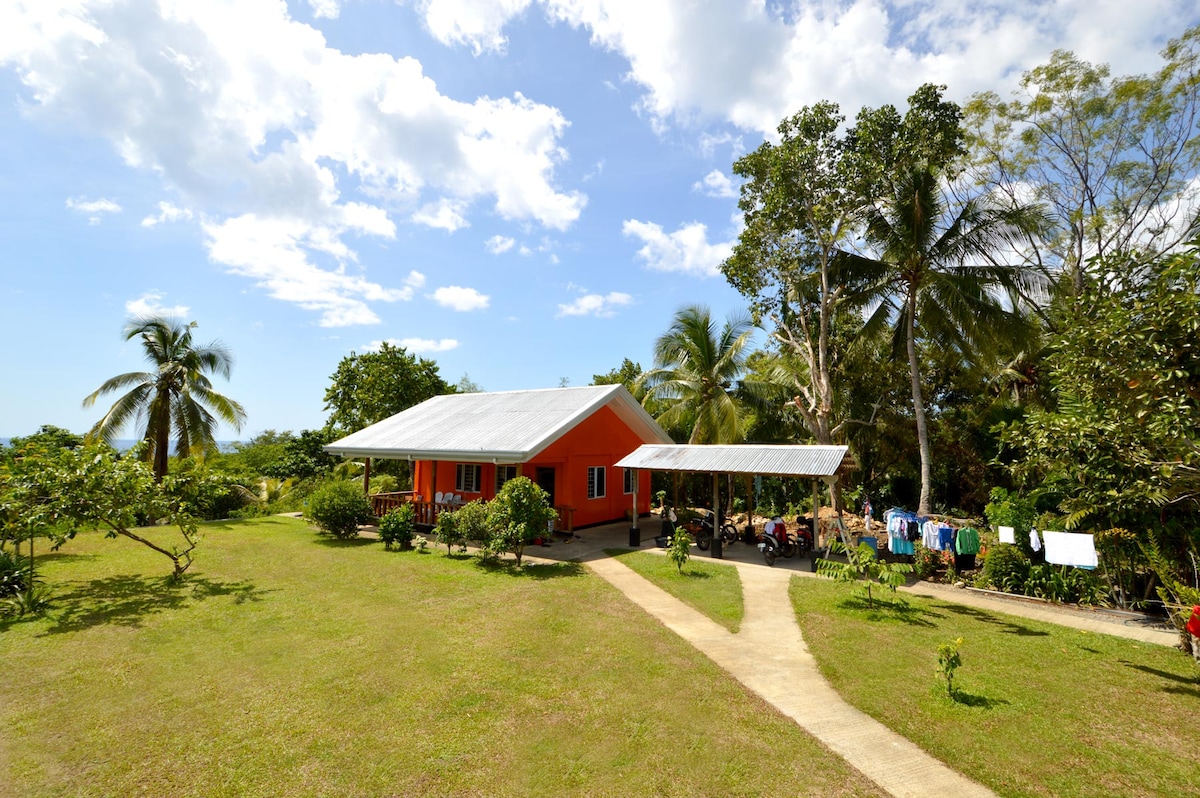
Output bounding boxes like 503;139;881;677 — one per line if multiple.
586;555;998;798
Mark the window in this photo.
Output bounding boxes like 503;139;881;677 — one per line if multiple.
456;464;482;493
587;466;606;500
495;465;517;492
623;468;636;495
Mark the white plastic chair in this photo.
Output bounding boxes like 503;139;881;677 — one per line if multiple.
435;491;445;504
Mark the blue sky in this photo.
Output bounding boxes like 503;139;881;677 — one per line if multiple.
2;1;1196;441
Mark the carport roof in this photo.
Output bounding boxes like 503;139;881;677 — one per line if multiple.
615;444;854;477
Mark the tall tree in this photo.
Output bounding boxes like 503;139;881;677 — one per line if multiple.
853;167;1046;514
965;26;1200;302
83;316;246;481
640;305;758;445
323;342;452;434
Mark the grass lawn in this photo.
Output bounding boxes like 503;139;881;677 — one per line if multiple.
607;549;745;632
1;517;883;798
789;576;1200;798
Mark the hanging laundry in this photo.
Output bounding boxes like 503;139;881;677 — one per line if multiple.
1030;529;1041;552
937;525;955;552
922;519;940;550
998;525;1016;544
955;527;981;556
1042;531;1098;569
884;508;915;555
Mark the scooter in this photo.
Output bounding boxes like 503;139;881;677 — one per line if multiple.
758;516;797;565
690;511;739;551
757;516;815;565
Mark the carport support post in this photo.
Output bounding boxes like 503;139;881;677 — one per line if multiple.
363;457;371;495
712;471;723;559
628;468;640;547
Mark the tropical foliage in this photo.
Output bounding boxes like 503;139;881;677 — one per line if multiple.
82;316;246;481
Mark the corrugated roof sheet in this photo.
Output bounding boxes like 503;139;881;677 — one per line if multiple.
615;444;853;477
325;385;672;461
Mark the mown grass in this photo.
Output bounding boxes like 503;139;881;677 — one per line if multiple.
608;549;745;632
789;576;1200;798
0;517;882;798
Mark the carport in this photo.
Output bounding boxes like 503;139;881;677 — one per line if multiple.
615;443;857;557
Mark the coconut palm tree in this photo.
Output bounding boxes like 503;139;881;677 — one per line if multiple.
639;305;760;445
852;167;1046;515
83;316;247;481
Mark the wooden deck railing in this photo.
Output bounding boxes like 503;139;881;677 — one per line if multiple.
370;491;418;517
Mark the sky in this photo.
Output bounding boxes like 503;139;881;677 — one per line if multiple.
2;0;1197;441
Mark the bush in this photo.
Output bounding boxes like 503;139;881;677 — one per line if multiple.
306;480;373;539
451;500;491;547
0;548;30;599
378;504;415;550
486;477;555;566
913;542;941;580
982;543;1030;592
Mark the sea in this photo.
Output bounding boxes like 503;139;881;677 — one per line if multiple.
1;438;242;453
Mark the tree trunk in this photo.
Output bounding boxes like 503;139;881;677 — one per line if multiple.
906;290;933;516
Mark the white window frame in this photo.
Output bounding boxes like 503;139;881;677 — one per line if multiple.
623;468;636;495
495;464;518;492
456;463;482;493
587;466;607;500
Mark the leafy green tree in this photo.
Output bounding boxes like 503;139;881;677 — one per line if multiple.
7;425;83;452
666;527;692;574
378;504;416;550
640;305;760;445
83;316;247;481
265;429;338;480
455;373;483;393
486;476;555;567
1000;242;1200;529
0;442;209;579
852;166;1045;514
816;540;913;609
323;342;452;434
965;26;1200;300
591;358;644;394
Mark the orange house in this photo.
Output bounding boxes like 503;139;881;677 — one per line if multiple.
324;385;672;529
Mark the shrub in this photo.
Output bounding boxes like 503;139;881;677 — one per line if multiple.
984;487;1037;553
817;540;914;608
379;504;416;550
487;477;555;566
936;637;964;697
913;542;941;580
0;549;30;599
982;543;1030;592
667;528;692;573
412;535;429;553
306;480;373;539
434;511;463;554
451;500;491;548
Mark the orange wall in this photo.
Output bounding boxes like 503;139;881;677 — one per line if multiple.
412;403;653;527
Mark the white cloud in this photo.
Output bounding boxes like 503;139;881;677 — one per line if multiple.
66;195;121;223
365;337;459;353
622;219;732;278
693;169;736;198
1;1;583;324
417;0;534;55
485;234;516;254
432;285;490;311
306;0;341;20
141;201;194;227
412;0;1196;136
556;291;633;318
125;291;189;318
203;214;418;327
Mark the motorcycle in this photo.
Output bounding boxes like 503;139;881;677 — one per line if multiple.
758;516;814;566
687;511;739;551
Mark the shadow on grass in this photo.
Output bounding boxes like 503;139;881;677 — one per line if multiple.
951;689;1009;709
31;551;100;566
1119;660;1200;688
837;595;941;627
38;574;271;636
311;536;378;548
473;558;585;580
933;601;1050;637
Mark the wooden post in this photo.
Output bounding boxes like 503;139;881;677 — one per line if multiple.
712;471;722;559
363;457;371;494
629;468;640;547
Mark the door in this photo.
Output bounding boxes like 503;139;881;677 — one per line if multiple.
535;467;556;507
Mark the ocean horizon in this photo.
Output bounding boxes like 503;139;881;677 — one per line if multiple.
1;438;242;453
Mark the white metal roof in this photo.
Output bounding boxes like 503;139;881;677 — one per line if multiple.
324;384;672;462
615;444;853;477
